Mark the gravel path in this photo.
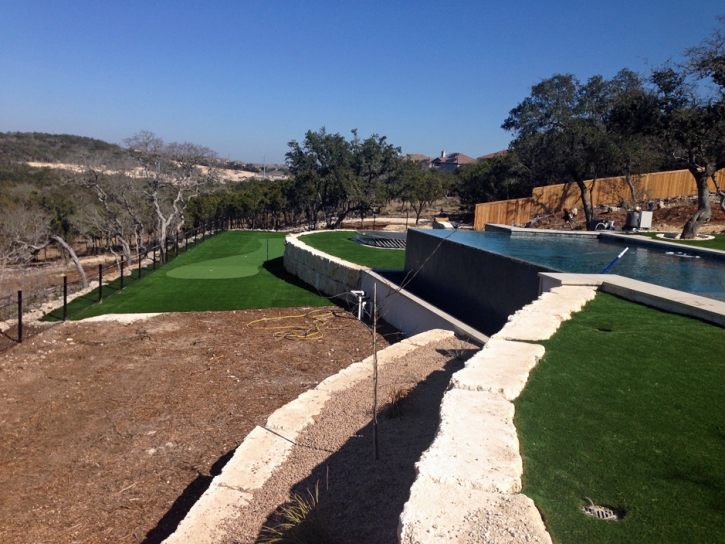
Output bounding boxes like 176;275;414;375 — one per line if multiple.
227;336;479;543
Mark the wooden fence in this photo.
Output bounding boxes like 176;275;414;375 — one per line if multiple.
473;169;725;230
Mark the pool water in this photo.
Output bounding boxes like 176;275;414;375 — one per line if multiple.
422;230;725;302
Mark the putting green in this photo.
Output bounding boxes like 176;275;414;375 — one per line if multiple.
166;239;283;279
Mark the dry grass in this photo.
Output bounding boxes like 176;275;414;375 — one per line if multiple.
257;483;333;544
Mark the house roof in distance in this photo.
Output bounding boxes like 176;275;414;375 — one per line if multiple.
477;150;508;161
432;152;478;166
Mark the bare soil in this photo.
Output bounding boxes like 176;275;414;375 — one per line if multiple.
228;336;479;544
529;196;725;233
0;308;395;544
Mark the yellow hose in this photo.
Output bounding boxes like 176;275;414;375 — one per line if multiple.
246;309;334;340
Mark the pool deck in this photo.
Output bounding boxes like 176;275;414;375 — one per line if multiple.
540;273;725;328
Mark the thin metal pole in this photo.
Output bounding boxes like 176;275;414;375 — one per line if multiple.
372;283;379;460
373;213;376;230
406;211;409;229
138;253;142;278
17;290;22;343
63;276;67;321
98;264;103;302
120;261;124;290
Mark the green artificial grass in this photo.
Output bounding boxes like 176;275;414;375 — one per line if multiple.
299;231;405;269
61;231;329;319
515;292;725;543
637;232;725;252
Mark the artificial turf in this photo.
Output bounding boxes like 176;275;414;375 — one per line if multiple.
637;232;725;252
515;292;725;543
299;231;405;269
67;231;330;318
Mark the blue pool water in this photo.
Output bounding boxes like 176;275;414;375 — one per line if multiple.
423;230;725;302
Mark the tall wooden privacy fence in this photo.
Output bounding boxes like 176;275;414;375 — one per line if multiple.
473;169;725;230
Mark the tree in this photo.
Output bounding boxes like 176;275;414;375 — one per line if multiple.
0;205;88;288
397;160;447;224
454;152;526;209
286;128;353;230
286;128;402;229
644;17;725;238
503;72;653;225
124;132;219;261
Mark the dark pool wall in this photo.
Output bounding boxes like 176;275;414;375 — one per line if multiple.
404;229;554;336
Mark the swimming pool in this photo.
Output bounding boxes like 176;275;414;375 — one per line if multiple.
422;230;725;302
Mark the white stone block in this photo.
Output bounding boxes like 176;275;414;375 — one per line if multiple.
265;389;330;436
416;389;522;493
452;339;545;400
399;478;552;544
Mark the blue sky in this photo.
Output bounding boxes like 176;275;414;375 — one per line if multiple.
1;1;722;163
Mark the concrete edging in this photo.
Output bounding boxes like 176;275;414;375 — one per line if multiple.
162;328;455;544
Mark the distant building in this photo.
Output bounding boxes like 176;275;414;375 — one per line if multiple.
405;149;507;170
477;150;508;162
431;151;478;171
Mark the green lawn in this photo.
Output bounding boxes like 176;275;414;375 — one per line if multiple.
63;231;330;319
638;232;725;251
299;231;405;269
515;292;725;544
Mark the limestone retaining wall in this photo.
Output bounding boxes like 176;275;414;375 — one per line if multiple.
283;231;366;303
398;285;599;543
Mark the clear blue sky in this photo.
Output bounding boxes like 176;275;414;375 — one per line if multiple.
1;1;722;163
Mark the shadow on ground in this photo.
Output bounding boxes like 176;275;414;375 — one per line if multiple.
142;448;237;544
254;353;467;543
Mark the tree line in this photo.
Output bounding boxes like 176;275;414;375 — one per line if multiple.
0;129;450;290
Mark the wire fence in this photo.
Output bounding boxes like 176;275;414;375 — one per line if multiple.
0;219;226;351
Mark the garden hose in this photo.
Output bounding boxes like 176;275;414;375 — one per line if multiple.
246;309;334;340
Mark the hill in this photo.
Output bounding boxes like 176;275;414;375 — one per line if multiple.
0;132;127;165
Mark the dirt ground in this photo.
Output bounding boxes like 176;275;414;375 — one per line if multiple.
0;307;395;544
529;195;725;233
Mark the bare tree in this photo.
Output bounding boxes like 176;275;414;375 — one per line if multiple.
0;205;89;288
124;132;219;261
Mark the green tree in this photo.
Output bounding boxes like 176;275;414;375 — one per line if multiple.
503;72;652;224
286;128;401;229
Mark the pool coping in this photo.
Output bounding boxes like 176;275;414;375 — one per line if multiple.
486;223;725;260
539;273;725;328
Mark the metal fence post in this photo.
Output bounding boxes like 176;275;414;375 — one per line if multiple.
98;264;103;302
63;276;67;321
17;290;22;343
120;261;124;290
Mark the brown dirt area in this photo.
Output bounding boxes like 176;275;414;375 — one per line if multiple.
0;307;395;544
529;196;725;233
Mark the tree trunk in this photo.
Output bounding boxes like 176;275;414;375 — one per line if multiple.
711;173;725;215
50;235;88;288
625;171;637;204
681;167;713;239
575;180;595;225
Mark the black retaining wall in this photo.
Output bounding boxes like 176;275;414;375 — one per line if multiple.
404;229;555;336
